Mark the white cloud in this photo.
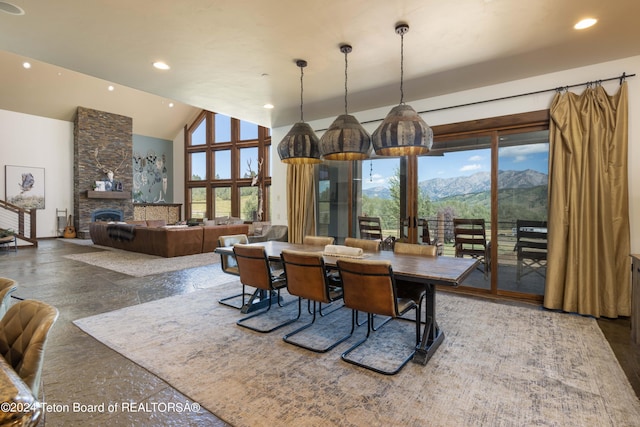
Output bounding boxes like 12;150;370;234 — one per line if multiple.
460;164;483;172
500;144;548;158
499;143;548;163
468;155;483;161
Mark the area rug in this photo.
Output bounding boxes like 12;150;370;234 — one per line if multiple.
73;286;640;427
63;246;220;277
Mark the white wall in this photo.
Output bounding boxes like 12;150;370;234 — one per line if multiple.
270;55;640;252
172;127;185;220
0;109;74;238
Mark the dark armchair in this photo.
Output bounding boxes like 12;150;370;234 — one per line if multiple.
453;218;490;279
514;220;547;282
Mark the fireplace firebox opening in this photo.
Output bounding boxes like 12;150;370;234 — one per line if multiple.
91;209;124;222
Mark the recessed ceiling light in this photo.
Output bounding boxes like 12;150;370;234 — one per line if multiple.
153;61;170;70
108;85;115;91
263;104;274;109
22;62;31;69
574;18;597;30
168;102;174;108
0;1;25;15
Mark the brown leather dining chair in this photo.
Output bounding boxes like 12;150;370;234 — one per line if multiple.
303;235;335;246
342;238;381;321
233;244;298;333
336;258;420;375
0;277;18;319
393;242;436;320
0;300;59;406
344;237;380;252
280;250;351;352
217;234;252;309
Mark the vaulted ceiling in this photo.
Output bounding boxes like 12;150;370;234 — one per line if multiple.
1;0;639;140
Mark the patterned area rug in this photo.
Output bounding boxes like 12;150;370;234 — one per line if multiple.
63;245;220;277
74;285;640;427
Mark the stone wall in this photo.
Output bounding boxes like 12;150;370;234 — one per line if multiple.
74;107;133;237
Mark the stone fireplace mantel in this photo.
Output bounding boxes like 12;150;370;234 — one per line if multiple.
86;191;132;199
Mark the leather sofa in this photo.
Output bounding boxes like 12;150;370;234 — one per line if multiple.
89;221;249;257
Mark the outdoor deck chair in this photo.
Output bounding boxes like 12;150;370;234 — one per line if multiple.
453;218;491;279
514;220;547;282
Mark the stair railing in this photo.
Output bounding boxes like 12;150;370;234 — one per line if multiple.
0;199;38;247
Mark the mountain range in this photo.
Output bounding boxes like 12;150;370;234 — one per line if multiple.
363;169;548;200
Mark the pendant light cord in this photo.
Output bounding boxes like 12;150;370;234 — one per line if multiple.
399;31;405;104
344;48;349;115
300;65;305;122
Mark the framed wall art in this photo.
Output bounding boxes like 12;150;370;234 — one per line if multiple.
5;165;45;209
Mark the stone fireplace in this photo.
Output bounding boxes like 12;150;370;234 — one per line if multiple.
74;107;133;238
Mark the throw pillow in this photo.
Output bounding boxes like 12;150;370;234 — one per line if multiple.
228;217;244;225
214;216;229;225
252;221;271;236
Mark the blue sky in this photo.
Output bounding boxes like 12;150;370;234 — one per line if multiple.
190;114;259;180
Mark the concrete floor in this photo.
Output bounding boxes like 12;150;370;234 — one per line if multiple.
1;239;228;426
0;239;637;426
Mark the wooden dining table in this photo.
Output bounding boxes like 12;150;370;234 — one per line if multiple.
215;240;478;365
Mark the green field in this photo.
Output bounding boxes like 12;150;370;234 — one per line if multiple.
189;188;258;220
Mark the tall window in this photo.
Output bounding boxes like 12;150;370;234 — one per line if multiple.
185;111;271;221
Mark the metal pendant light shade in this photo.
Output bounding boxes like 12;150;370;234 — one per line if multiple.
319;44;371;161
372;104;433;156
278;60;322;164
277;122;322;164
320;114;371;160
373;23;432;157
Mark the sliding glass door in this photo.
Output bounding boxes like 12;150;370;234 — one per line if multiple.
413;130;548;299
416;137;493;289
315;110;549;302
496;130;548;297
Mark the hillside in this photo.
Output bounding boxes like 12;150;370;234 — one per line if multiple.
433;185;548;221
363;169;547;200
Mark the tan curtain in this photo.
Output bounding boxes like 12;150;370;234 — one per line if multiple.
544;82;630;318
286;164;316;243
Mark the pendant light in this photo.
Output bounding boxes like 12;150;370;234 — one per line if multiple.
277;60;322;164
319;45;371;161
372;23;433;156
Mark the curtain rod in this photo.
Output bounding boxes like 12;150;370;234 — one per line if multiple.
319;72;635;130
